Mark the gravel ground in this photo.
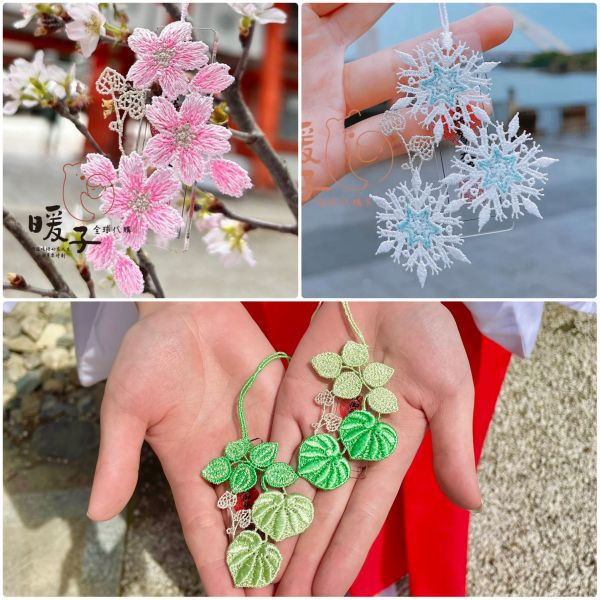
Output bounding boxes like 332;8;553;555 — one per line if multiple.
3;302;596;595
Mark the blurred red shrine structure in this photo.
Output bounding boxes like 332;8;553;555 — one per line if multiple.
3;3;298;189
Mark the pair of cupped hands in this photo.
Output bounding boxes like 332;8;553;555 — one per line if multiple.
88;302;482;596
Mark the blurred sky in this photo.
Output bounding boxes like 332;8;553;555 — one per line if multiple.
347;3;597;60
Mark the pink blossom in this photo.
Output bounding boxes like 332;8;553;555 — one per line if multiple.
113;254;144;297
209;158;252;198
82;151;184;251
202;217;256;267
144;94;232;185
189;62;234;95
81;153;117;187
86;233;117;270
127;21;208;100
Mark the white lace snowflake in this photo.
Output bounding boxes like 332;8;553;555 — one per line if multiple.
371;173;470;287
444;113;559;230
392;34;498;143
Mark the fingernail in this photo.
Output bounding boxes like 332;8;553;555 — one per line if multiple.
470;499;483;514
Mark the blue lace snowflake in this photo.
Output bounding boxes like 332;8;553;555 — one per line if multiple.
443;113;559;230
371;175;470;287
392;34;498;143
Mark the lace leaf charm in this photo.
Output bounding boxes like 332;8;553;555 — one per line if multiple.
217;491;237;510
225;439;251;461
363;362;394;388
341;341;369;367
249;442;278;468
365;387;399;414
332;371;362;399
230;463;258;494
202;456;231;484
226;531;282;589
297;434;351;490
311;352;343;379
263;462;298;488
252;492;314;542
339;411;398;461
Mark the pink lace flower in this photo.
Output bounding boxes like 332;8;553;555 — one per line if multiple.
127;21;208;99
81;151;184;251
209;158;252;198
86;233;144;297
81;153;117;187
189;62;234;95
144;94;231;186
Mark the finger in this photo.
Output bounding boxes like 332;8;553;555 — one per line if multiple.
325;3;392;46
311;3;345;17
343;5;514;113
312;404;427;595
426;385;482;511
169;477;245;597
87;392;147;521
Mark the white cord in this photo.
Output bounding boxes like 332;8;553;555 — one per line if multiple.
180;2;189;21
438;2;453;50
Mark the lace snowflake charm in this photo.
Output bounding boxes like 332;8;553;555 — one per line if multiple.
444;113;559;230
371;175;470;287
392;33;498;143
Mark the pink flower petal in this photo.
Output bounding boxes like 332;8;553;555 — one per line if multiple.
121;211;148;251
81;153;117;187
195;124;231;156
173;40;209;70
86;233;116;270
99;186;117;215
118;152;145;194
179;93;213;128
209;158;252;198
176;147;205;186
126;56;159;89
127;27;159;55
144;132;177;168
145;96;180;131
158;65;190;100
159;21;192;47
190;62;234;94
144;204;185;239
144;167;181;204
113;253;144;297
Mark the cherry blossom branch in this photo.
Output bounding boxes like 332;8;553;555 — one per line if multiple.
216;203;298;234
3;209;76;297
136;249;165;298
3;283;67;298
53;100;108;157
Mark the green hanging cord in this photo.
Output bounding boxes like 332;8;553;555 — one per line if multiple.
341;301;367;346
237;351;290;442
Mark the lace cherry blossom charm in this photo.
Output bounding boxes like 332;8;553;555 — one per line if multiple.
371;174;470;287
444;112;559;230
392;30;498;143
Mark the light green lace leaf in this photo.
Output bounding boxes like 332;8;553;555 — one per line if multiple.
332;370;362;399
341;341;370;367
311;352;342;379
201;456;231;484
339;410;398;461
362;362;394;388
366;387;399;414
252;491;314;542
263;462;298;488
226;530;282;588
230;462;258;493
249;442;278;468
225;439;251;462
297;433;351;490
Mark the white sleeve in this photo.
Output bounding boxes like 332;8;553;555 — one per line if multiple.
72;302;139;386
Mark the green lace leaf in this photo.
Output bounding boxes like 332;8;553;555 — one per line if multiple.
341;341;369;367
249;442;278;468
311;352;343;379
297;433;351;490
226;530;282;588
252;491;314;542
339;410;397;461
366;387;399;414
225;439;251;462
362;362;394;388
230;462;258;493
263;462;298;488
201;456;231;484
332;370;363;399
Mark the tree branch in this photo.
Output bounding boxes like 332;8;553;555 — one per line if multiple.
3;209;76;297
222;22;298;220
3;283;68;298
136;249;165;298
53;101;108;156
217;204;297;234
